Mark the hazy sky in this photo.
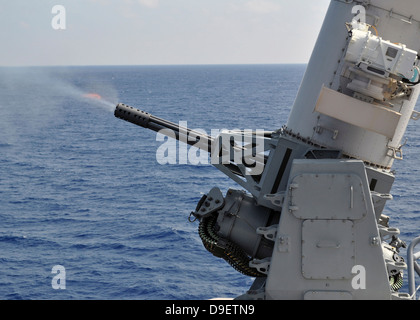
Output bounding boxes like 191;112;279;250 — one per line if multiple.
0;0;331;66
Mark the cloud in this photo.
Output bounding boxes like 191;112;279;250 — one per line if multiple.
243;0;282;14
137;0;159;8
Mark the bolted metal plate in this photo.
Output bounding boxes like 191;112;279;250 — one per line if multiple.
290;173;368;220
193;187;225;219
302;220;355;280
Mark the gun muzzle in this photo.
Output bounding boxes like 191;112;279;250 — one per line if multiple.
114;103;214;151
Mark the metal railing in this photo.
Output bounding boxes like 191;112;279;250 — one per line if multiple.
407;236;420;300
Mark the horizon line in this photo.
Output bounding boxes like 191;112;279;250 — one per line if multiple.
0;62;309;68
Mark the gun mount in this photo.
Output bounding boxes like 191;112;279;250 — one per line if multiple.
115;0;420;300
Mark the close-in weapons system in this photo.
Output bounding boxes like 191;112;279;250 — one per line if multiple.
115;0;420;300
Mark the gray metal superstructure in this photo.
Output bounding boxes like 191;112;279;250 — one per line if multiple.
115;0;420;300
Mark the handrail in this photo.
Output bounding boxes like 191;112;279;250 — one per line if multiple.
407;236;420;300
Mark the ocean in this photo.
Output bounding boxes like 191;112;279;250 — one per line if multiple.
0;64;418;300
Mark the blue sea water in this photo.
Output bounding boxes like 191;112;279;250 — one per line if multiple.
0;64;418;300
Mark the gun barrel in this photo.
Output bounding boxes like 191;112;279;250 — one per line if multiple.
115;103;214;151
115;103;269;177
